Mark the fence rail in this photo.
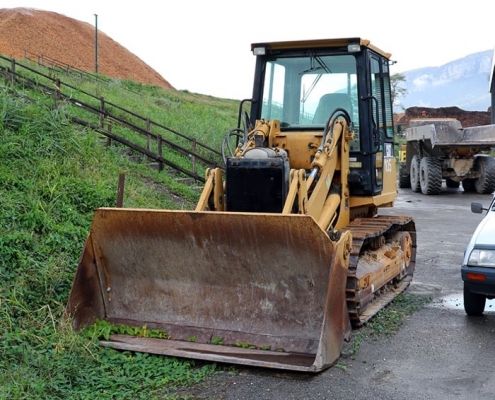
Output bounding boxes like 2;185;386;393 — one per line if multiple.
0;54;223;183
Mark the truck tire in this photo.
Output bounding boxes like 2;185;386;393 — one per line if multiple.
419;157;442;195
463;282;486;316
399;162;411;188
474;156;495;194
462;178;476;192
446;178;460;189
410;155;421;192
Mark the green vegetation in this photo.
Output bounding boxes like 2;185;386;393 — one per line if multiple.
391;72;408;111
0;58;431;398
0;73;239;399
344;293;432;357
83;320;170;341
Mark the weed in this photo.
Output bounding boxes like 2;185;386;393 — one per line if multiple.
82;320;170;340
344;293;432;356
366;293;432;336
211;337;223;345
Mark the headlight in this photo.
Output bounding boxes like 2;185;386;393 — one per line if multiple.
468;249;495;267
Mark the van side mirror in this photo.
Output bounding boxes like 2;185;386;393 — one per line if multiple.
471;202;484;214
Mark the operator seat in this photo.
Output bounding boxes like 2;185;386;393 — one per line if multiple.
313;93;352;125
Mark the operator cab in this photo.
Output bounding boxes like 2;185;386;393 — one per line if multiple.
250;38;396;197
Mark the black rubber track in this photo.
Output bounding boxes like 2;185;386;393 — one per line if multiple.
343;215;417;328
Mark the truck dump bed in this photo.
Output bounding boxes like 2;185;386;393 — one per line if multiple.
405;118;495;153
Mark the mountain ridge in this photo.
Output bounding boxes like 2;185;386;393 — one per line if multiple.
397;49;493;112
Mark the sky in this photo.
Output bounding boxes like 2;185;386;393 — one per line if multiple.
3;1;495;100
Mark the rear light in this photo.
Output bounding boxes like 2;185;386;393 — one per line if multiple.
466;272;486;282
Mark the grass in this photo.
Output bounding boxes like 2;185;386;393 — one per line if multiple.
343;293;433;358
0;59;431;398
1;56;240;155
0;83;226;399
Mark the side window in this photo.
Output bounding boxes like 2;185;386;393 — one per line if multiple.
261;62;285;122
370;57;394;140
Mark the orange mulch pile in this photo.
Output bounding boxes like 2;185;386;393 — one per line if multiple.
0;7;174;89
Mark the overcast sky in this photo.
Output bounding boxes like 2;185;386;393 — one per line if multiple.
3;1;495;100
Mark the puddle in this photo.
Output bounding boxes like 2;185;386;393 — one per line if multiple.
407;282;495;312
430;292;495;311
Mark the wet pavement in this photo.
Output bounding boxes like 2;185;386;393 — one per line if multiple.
191;187;495;400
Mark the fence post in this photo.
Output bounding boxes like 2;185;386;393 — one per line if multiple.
106;120;112;147
146;118;151;151
10;60;15;85
157;135;164;171
116;173;125;207
54;79;61;108
99;97;105;128
191;139;197;175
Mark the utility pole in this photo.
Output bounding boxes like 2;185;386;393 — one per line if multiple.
94;14;98;74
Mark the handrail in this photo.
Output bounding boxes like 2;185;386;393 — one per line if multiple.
0;54;222;158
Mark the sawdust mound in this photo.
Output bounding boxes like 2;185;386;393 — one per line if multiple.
0;7;174;89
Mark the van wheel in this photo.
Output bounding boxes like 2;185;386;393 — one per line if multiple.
463;282;486;316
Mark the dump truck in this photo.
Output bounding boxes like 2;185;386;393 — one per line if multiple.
66;38;416;373
398;118;495;194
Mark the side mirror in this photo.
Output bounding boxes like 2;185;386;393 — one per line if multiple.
471;202;484;214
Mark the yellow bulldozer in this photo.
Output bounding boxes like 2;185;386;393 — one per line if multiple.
66;38;416;373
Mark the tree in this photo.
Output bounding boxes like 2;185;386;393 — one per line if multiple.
391;73;408;109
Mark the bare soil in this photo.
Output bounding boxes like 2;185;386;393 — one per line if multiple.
0;7;173;89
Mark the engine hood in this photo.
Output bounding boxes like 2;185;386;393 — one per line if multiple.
464;204;495;266
470;211;495;247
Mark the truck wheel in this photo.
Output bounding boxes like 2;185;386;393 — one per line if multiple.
419;157;442;195
463;282;486;316
474;156;495;194
399;163;411;188
410;155;421;192
462;178;476;192
446;178;460;189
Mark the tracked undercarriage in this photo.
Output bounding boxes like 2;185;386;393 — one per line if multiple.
344;216;416;327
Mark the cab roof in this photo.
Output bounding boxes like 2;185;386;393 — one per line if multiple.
251;37;392;59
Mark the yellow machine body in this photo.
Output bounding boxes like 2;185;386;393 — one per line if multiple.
67;38;416;372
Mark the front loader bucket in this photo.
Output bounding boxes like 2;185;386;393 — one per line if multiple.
67;208;352;372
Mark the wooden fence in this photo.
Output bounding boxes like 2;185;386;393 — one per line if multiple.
0;54;223;183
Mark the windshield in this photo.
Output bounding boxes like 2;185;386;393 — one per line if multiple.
260;54;359;130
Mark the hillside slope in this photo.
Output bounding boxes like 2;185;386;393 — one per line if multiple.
0;83;218;397
0;7;174;89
